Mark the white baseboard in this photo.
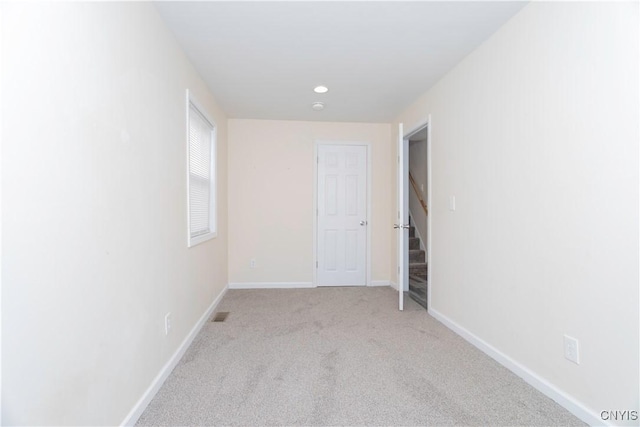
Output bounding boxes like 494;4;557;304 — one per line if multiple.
389;281;398;291
121;284;229;426
228;282;314;289
429;308;603;426
230;282;395;289
369;280;390;287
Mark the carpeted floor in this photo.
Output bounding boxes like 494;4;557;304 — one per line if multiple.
136;287;584;426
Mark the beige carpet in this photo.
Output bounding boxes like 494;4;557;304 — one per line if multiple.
136;287;584;426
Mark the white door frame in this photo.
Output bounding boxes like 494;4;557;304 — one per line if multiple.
397;123;408;310
313;140;372;287
400;116;432;310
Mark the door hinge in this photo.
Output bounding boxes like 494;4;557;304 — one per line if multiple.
316;261;318;268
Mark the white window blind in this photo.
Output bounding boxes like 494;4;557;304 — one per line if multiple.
188;99;216;244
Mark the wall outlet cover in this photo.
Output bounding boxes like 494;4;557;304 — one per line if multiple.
563;335;579;364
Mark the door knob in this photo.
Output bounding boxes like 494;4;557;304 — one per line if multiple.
360;220;368;226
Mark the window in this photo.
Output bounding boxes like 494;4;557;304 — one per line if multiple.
187;91;216;247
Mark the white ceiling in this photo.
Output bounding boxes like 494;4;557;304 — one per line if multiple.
155;1;527;123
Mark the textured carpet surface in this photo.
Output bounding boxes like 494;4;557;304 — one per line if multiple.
136;287;584;426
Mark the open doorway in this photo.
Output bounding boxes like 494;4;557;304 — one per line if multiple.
397;119;430;311
407;127;429;309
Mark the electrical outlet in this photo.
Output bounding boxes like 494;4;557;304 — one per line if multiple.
250;258;256;268
564;335;579;364
449;195;456;211
165;312;172;335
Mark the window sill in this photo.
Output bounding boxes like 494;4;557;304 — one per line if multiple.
188;231;217;248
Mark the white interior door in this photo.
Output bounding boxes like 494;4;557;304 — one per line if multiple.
396;124;409;310
317;144;368;286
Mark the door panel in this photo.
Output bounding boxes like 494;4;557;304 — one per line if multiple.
324;230;338;271
318;144;367;286
397;124;408;310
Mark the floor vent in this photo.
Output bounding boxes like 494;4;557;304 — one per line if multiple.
212;312;229;322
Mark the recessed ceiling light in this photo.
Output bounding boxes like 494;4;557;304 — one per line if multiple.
312;102;324;111
314;85;329;94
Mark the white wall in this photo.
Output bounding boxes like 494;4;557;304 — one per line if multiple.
228;119;392;287
0;3;4;422
1;3;228;425
394;2;638;424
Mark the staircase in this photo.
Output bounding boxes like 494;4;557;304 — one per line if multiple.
408;218;428;309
